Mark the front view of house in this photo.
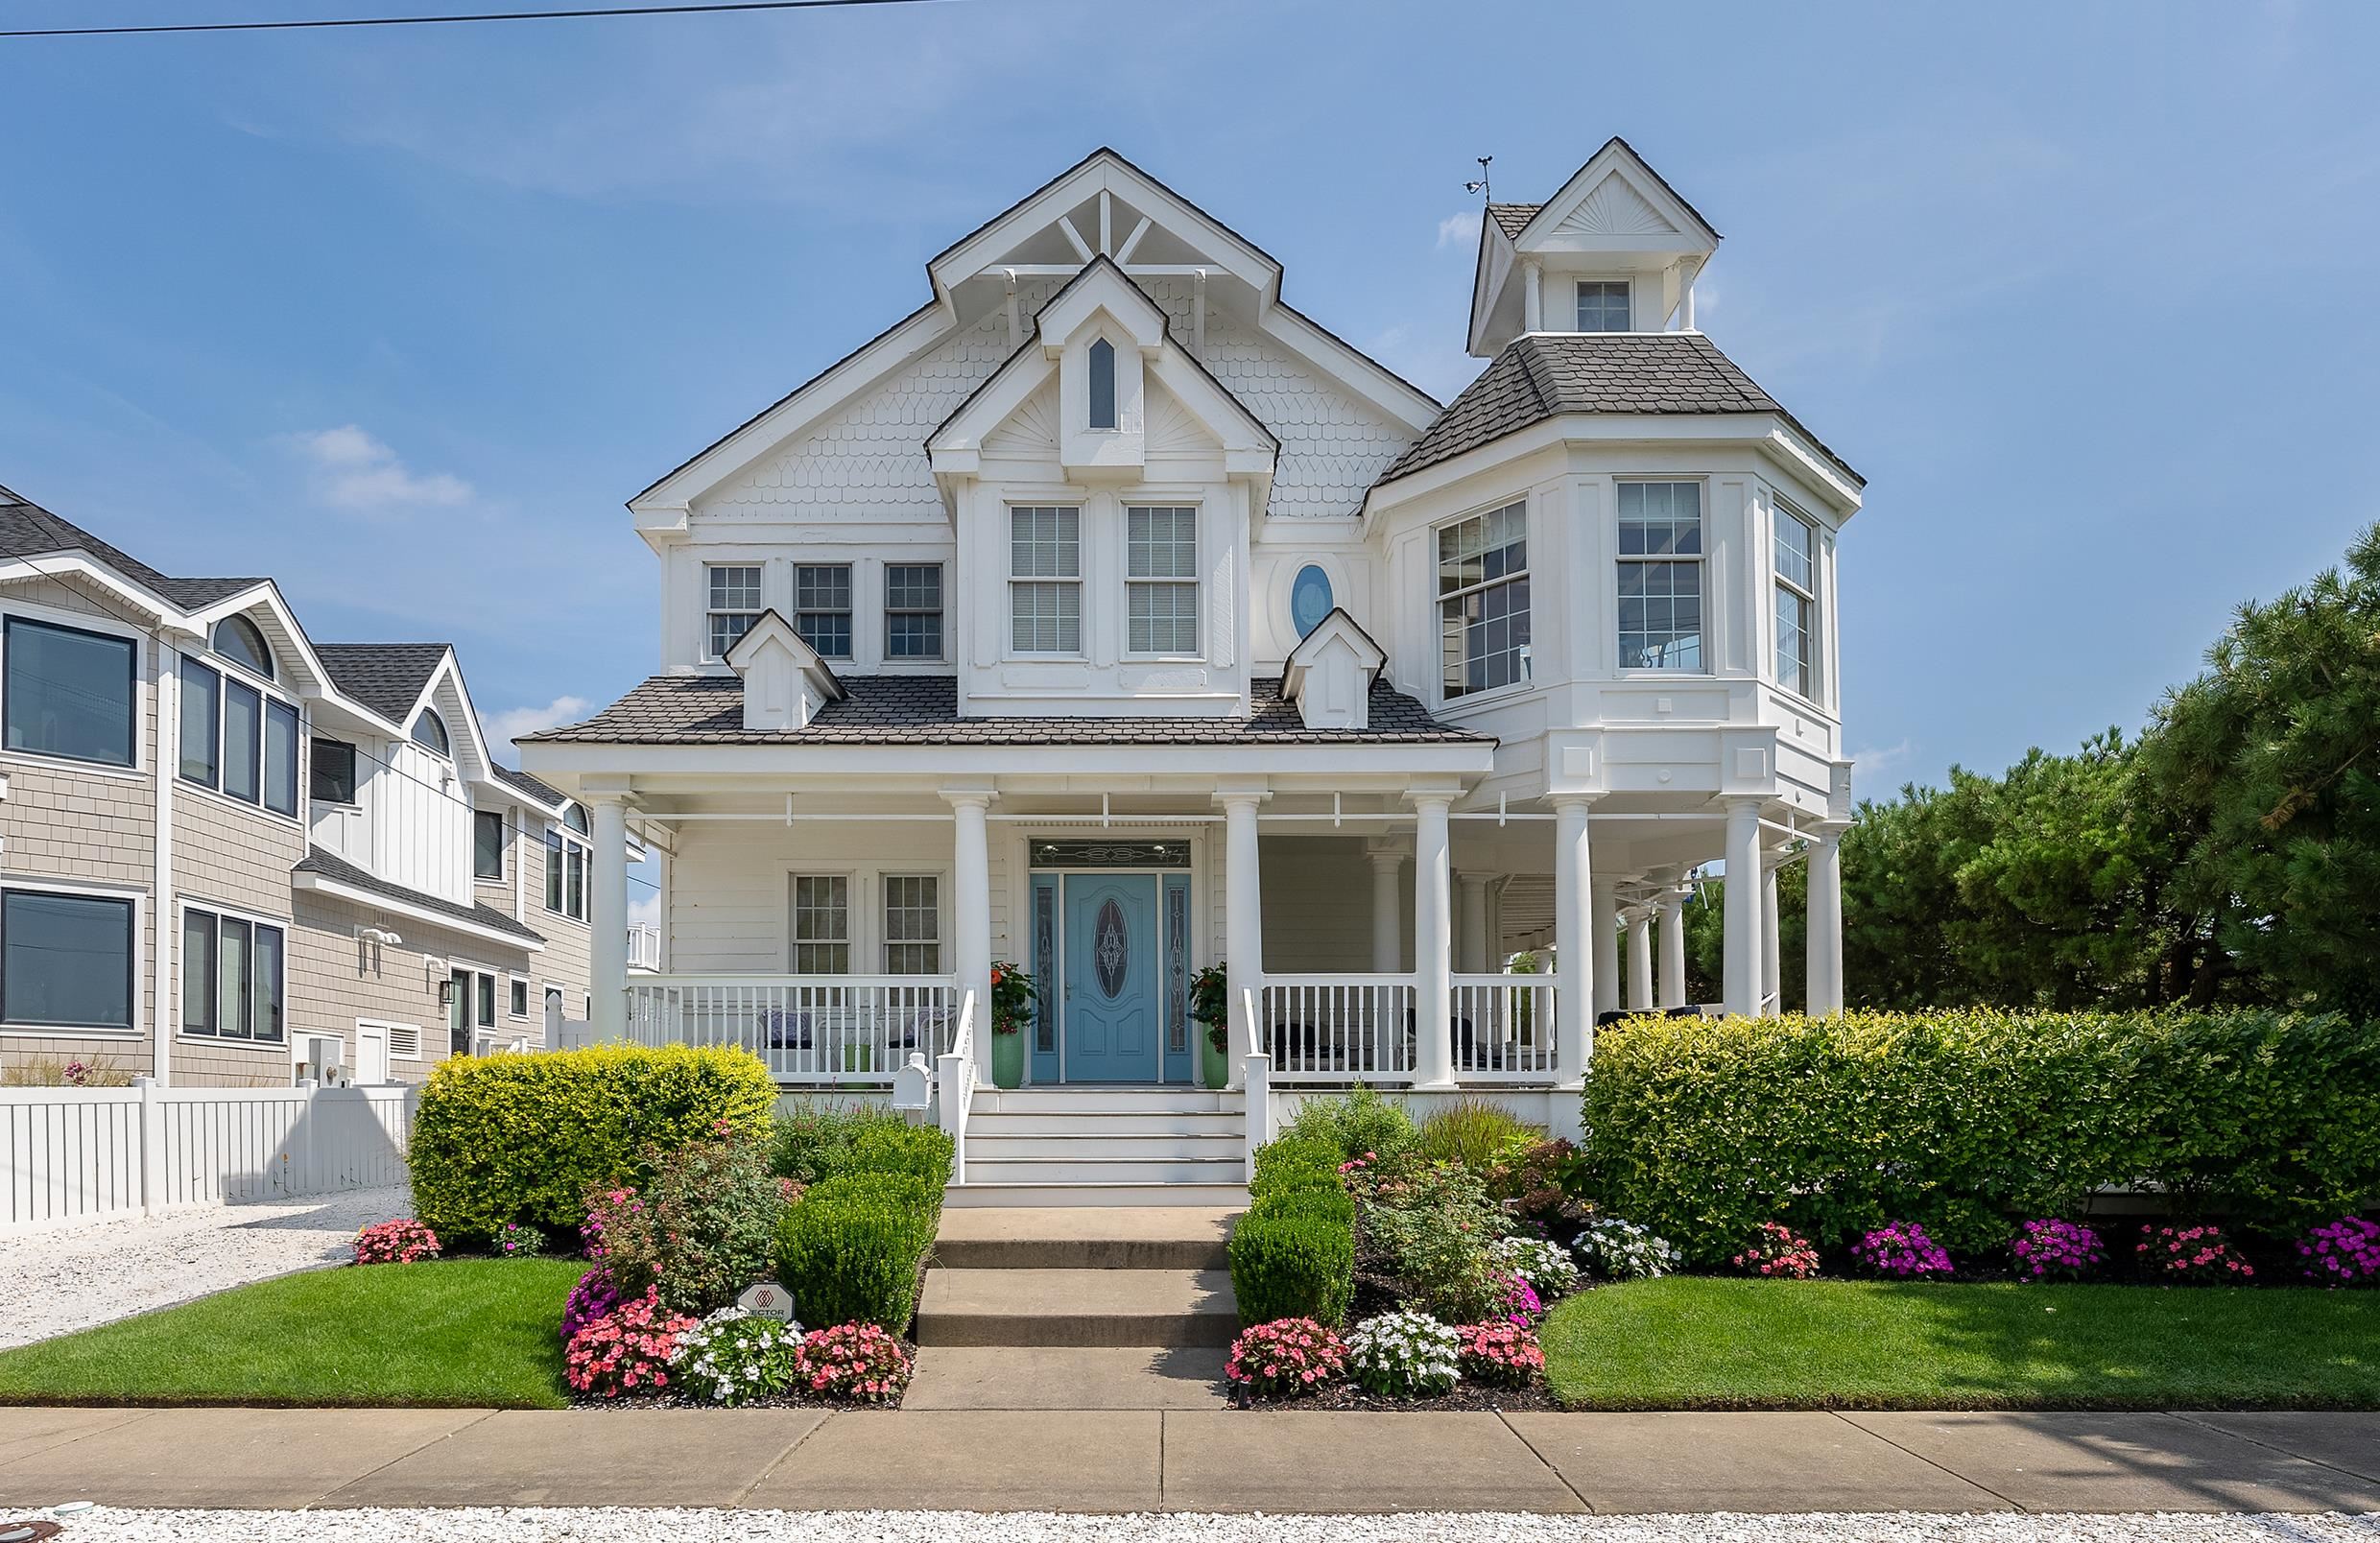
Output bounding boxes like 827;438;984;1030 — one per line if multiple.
521;141;1864;1185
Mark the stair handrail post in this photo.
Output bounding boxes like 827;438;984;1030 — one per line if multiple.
938;987;978;1185
1240;987;1273;1180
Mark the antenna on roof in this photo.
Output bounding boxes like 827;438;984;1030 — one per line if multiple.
1464;155;1493;202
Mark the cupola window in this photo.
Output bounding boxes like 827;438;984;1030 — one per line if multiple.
1087;338;1116;430
1575;279;1632;332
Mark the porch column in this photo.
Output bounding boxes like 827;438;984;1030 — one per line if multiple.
1411;793;1454;1088
1222;790;1264;1089
1456;872;1491;976
1368;845;1403;973
1657;887;1689;1009
1723;796;1765;1016
1550;794;1595;1083
589;795;629;1041
1626;908;1654;1012
1806;822;1846;1014
1590;877;1621;1019
946;792;992;1027
1760;855;1782;1013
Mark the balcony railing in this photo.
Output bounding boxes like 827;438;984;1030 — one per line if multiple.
624;974;959;1085
1449;972;1559;1081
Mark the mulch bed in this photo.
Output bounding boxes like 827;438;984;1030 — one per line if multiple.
1232;1379;1557;1412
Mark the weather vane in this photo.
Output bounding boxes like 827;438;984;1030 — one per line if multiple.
1464;155;1493;202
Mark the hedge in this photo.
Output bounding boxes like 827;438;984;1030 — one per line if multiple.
1229;1137;1357;1326
774;1171;941;1331
1580;1009;2380;1263
410;1045;777;1241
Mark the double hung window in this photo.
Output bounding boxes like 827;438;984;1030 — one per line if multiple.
791;875;850;974
884;564;943;659
1437;502;1531;700
1010;507;1082;653
1617;481;1705;671
1774;504;1819;699
794;564;852;659
881;876;940;974
705;565;763;659
1126;507;1199;655
544;805;589;921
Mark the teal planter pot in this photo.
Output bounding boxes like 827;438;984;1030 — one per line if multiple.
990;1031;1025;1089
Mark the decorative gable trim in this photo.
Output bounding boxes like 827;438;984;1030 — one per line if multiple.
725;608;845;731
183;582;335;698
1513;137;1721;250
1280;607;1387;731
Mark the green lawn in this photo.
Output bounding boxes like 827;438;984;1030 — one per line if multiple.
0;1258;583;1408
1542;1276;2380;1411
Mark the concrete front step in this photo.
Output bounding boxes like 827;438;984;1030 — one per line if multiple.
941;1180;1250;1209
970;1088;1242;1115
904;1345;1230;1409
914;1267;1238;1347
967;1132;1244;1161
966;1155;1246;1185
933;1206;1237;1270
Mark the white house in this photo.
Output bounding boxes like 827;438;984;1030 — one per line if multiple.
520;141;1863;1193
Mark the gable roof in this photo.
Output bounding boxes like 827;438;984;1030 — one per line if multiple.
0;483;268;610
293;845;546;946
1378;332;1863;488
523;674;1488;748
314;642;452;724
1511;137;1722;248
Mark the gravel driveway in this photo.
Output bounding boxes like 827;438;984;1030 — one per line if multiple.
28;1508;2380;1543
0;1185;411;1348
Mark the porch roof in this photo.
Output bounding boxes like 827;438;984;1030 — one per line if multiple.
522;674;1489;748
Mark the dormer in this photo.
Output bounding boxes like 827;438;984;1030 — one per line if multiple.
726;609;844;731
1034;256;1165;475
1280;607;1387;731
1469;138;1722;357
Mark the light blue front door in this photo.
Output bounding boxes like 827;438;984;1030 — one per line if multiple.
1062;873;1161;1082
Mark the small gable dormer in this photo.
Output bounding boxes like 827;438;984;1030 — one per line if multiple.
1035;256;1166;475
1470;138;1722;357
1280;607;1387;731
726;609;844;731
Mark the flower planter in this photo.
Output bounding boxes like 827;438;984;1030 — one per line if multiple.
990;1031;1025;1089
1200;1034;1229;1090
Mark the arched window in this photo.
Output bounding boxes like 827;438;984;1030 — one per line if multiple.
412;708;451;758
212;615;274;680
1087;338;1116;430
564;803;589;835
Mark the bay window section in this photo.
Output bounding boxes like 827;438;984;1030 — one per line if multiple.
1617;481;1706;671
794;564;852;659
1126;507;1200;655
791;875;850;974
1774;504;1819;700
705;564;763;659
3;889;133;1030
180;906;285;1042
1010;507;1082;654
1437;501;1531;700
3;617;135;768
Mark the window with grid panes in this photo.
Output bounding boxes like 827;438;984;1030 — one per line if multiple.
884;564;943;659
1010;507;1081;653
794;564;851;659
705;565;763;658
1126;506;1199;654
881;875;940;973
790;876;849;974
1575;280;1632;331
1437;501;1531;700
1774;503;1819;699
1617;482;1705;671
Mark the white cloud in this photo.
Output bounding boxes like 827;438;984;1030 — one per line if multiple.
1847;738;1917;795
486;696;589;760
289;425;471;510
1436;208;1483;250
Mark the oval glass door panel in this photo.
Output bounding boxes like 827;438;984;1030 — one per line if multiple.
1093;898;1130;998
1291;564;1334;637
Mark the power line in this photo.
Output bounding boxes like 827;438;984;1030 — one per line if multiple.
0;0;946;37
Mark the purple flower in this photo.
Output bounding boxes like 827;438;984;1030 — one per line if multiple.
1852;1222;1952;1279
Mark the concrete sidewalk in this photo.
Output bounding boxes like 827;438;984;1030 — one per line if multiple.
0;1406;2376;1514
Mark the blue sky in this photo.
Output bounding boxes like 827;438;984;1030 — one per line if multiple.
4;0;2377;795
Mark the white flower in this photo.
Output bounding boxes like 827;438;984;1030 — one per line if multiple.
1346;1310;1462;1397
1577;1219;1679;1281
1490;1236;1582;1297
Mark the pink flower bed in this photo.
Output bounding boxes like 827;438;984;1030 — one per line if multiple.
2010;1219;2106;1281
1456;1321;1544;1388
2136;1223;2254;1283
1732;1222;1821;1279
563;1287;696;1398
1851;1221;1953;1279
352;1218;440;1265
795;1322;912;1403
1226;1317;1347;1397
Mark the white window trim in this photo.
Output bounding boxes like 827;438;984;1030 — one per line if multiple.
1573;275;1634;333
0;600;152;781
882;561;947;663
178;650;306;824
309;736;361;810
174;894;291;1049
0;876;146;1039
787;867;857;976
473;806;508;883
1434;496;1535;707
1614;476;1716;678
1007;504;1085;659
781;865;955;977
702;562;766;664
1773;497;1821;701
507;973;531;1019
1123;504;1203;661
542;816;591;926
878;871;948;976
792;561;855;661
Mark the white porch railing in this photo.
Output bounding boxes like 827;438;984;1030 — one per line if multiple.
938;988;978;1185
1450;972;1559;1081
1258;975;1417;1082
626;923;662;972
624;975;959;1084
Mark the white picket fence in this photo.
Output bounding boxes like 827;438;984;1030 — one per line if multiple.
0;1080;416;1234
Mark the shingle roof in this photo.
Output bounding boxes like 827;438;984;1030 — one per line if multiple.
1378;332;1862;487
490;763;566;810
524;674;1489;748
0;484;268;610
294;845;546;945
1486;203;1539;241
314;643;450;724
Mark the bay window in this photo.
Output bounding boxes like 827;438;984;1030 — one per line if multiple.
1774;503;1819;699
1437;501;1531;700
1126;506;1199;655
180;905;285;1043
1617;481;1705;671
1010;506;1082;654
3;617;135;769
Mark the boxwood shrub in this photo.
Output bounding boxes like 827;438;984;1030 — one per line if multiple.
410;1044;777;1241
1230;1141;1356;1326
774;1171;942;1332
1580;1009;2380;1263
1249;1135;1344;1199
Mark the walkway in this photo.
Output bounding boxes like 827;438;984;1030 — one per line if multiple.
2;1407;2375;1513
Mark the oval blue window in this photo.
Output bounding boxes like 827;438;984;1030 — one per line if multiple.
1290;564;1334;637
